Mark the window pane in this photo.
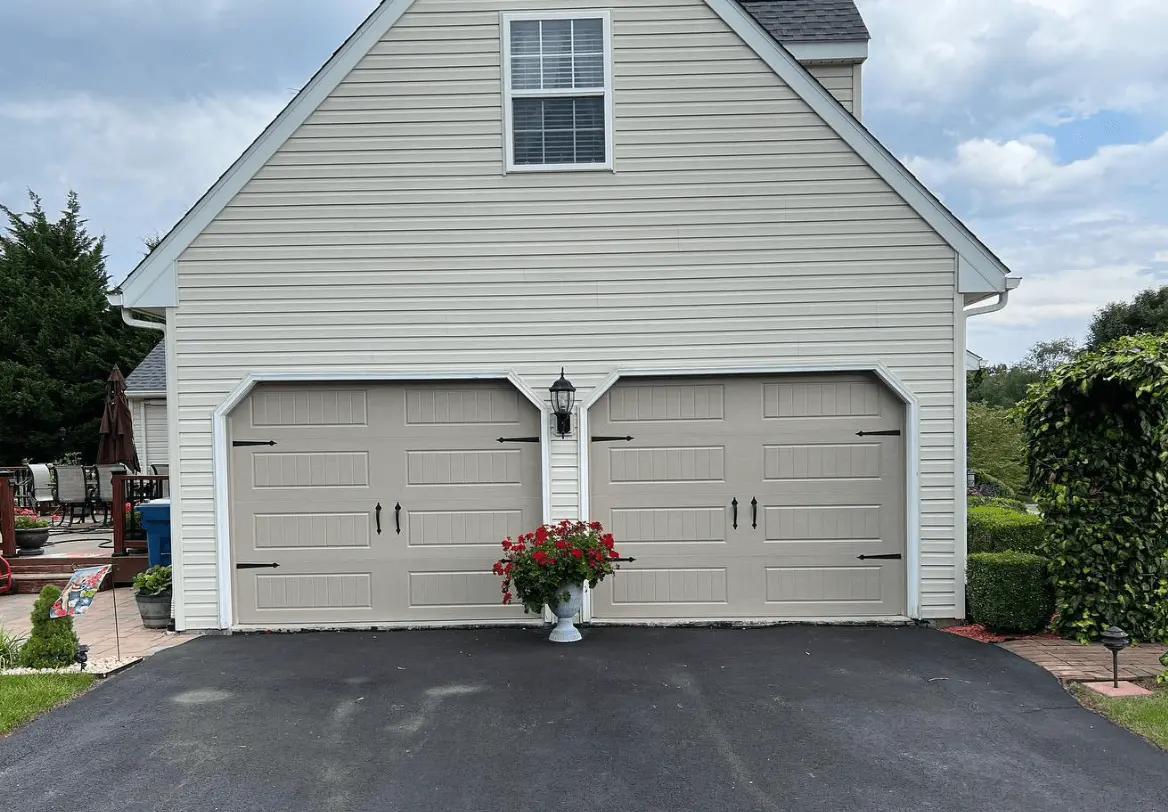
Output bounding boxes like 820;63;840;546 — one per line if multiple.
544;130;575;164
511;55;541;90
541;54;573;89
512;98;543;130
513;131;545;165
574;53;604;88
542;98;576;129
510;20;541;55
574;97;604;129
575;128;606;163
541;20;572;55
573;19;604;53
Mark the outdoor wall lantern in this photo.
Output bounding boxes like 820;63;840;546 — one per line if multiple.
1100;626;1130;688
550;369;577;438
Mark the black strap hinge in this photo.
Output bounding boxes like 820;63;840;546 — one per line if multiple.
857;554;902;561
856;430;901;437
590;435;634;442
233;440;278;447
497;436;540;443
236;562;281;570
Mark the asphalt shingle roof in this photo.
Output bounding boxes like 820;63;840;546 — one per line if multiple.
741;0;869;43
125;341;166;394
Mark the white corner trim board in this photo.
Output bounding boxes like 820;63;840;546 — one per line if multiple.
116;0;1011;309
576;361;923;621
209;369;552;629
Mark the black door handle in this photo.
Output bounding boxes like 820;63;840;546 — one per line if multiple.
375;503;382;535
751;498;758;529
731;498;738;530
395;502;402;535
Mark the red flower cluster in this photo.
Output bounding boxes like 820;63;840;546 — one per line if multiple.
493;519;622;615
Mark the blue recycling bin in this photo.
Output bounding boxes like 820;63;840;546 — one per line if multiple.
136;499;172;568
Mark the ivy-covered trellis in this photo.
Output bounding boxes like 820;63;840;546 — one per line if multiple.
1017;335;1168;642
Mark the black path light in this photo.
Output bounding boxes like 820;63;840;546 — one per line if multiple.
1100;626;1130;688
550;369;576;438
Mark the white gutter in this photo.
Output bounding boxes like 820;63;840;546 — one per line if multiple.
964;277;1021;318
109;292;166;333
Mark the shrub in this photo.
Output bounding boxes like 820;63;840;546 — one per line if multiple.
967;403;1028;497
1017;334;1168;642
968;469;1017;499
0;627;24;669
495;520;621;614
967;552;1053;633
967;506;1045;555
968;495;1029;514
18;585;79;669
132;565;172;596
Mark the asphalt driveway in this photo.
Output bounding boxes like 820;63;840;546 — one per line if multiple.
1;626;1165;812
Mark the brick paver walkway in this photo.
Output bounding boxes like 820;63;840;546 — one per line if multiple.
1000;637;1167;682
0;588;194;663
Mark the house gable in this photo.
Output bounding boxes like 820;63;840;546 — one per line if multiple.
114;0;1010;309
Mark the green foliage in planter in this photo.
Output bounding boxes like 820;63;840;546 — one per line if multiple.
1017;334;1168;642
967;552;1054;633
968;495;1029;514
18;585;79;669
968;506;1045;555
132;565;172;597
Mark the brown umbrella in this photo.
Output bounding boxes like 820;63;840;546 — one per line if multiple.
97;365;140;471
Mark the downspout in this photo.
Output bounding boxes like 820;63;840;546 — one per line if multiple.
109;292;166;333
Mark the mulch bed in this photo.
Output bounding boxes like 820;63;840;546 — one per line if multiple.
941;623;1061;644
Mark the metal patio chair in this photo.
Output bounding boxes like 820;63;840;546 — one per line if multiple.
27;463;57;515
53;465;92;525
93;464;127;526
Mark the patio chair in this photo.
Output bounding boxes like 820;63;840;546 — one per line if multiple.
151;463;169;477
54;465;92;525
151;464;170;498
27;464;57;515
93;464;127;526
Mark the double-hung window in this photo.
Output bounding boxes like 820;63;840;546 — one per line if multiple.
502;11;613;172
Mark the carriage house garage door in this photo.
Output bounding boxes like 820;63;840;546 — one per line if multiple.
590;374;907;620
228;381;541;627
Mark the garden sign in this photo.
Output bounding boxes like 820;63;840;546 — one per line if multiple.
49;565;112;618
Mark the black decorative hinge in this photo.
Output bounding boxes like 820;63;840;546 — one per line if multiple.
856;553;903;561
591;435;634;442
611;557;637;563
497;436;540;443
233;440;278;447
236;562;281;569
855;430;901;437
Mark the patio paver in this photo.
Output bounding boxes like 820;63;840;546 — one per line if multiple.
1000;636;1167;682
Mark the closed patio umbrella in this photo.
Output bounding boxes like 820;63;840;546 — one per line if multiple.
97;365;140;471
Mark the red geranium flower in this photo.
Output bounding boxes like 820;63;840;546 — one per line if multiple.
535;525;549;543
502;539;512;551
503;592;513;604
571;548;583;559
555;540;567;550
609;550;620;559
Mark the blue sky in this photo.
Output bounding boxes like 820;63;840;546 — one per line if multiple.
2;0;1166;364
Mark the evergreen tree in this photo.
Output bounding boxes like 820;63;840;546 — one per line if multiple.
0;191;157;463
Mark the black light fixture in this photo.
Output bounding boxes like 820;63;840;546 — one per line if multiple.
549;369;576;437
1100;626;1130;688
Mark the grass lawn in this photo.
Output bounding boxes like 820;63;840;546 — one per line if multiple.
0;674;96;736
1072;682;1168;750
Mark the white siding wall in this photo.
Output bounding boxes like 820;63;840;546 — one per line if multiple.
806;63;857;116
170;0;959;629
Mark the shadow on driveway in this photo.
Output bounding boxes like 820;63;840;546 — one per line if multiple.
1;625;1164;812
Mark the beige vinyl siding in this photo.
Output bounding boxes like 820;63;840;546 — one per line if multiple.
170;0;959;629
806;63;856;116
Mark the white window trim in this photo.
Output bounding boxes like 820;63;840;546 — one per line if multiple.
500;9;615;173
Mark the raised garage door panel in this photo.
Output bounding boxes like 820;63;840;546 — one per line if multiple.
590;374;905;620
230;382;541;626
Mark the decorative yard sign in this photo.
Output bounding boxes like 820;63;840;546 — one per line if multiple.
50;565;113;618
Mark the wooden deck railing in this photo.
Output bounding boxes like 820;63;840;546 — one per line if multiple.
1;475;16;558
112;474;169;557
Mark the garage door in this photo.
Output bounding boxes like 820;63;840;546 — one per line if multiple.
589;374;905;620
229;381;541;626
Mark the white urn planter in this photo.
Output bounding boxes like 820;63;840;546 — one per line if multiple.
548;583;584;643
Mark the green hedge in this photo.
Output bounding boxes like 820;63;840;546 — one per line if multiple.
968;552;1053;632
968;506;1044;555
968;495;1029;514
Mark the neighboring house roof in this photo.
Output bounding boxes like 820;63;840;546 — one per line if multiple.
741;1;869;42
965;350;984;372
125;341;166;395
112;0;1013;311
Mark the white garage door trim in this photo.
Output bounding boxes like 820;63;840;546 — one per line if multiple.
211;370;551;629
578;361;921;621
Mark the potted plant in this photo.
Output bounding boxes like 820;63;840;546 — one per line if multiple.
14;507;51;556
132;564;172;629
494;520;621;643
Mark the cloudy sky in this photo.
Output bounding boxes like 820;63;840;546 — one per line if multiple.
2;0;1165;363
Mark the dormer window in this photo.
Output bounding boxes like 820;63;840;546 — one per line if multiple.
501;11;614;172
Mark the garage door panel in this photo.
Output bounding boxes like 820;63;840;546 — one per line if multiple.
231;380;541;627
591;374;906;620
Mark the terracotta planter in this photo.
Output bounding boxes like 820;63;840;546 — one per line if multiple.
135;592;172;629
15;527;50;556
